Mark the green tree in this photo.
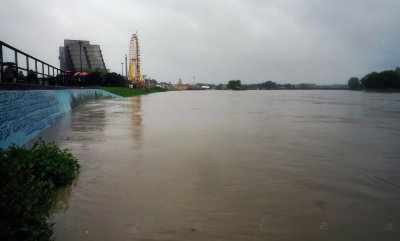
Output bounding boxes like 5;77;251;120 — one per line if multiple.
227;80;241;90
348;77;362;90
361;70;400;89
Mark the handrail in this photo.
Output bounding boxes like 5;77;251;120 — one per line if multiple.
0;40;68;86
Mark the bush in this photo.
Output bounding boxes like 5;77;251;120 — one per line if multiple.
0;140;79;241
104;72;126;87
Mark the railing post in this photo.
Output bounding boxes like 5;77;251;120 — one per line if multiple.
42;62;44;85
0;43;3;83
14;50;18;83
26;56;29;75
35;60;38;84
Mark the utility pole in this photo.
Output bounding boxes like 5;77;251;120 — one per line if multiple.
121;63;124;77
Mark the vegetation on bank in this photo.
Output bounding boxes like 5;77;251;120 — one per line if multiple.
224;80;298;90
348;77;362;90
223;80;342;90
224;80;283;90
96;86;167;97
348;67;400;90
0;140;79;241
76;68;127;87
242;81;296;90
227;80;242;90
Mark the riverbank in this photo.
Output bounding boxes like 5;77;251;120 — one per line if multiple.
0;89;120;149
96;86;167;97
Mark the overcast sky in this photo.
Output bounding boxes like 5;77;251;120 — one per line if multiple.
1;0;399;84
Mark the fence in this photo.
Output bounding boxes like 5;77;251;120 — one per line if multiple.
0;41;71;86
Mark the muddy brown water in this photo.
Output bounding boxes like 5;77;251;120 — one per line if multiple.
31;90;400;241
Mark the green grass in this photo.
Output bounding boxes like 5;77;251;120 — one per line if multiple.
96;86;167;97
0;140;79;241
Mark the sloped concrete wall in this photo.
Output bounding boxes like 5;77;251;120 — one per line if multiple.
0;89;121;149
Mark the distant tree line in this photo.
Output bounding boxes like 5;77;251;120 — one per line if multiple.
242;81;296;90
223;80;346;90
348;68;400;90
226;80;312;90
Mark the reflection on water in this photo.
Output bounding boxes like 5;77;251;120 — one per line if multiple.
130;96;143;146
34;91;400;241
54;180;77;213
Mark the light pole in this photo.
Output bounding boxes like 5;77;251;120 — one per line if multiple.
121;63;124;77
125;54;128;80
78;40;83;73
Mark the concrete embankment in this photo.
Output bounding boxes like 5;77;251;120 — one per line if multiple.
0;89;121;149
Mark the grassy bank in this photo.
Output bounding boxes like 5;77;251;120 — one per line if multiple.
0;140;79;241
96;86;167;97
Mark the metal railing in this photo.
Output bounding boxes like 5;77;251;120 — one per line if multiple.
0;41;71;86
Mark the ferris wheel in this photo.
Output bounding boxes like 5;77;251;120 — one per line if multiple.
128;33;143;86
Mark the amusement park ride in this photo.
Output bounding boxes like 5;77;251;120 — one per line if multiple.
128;33;145;88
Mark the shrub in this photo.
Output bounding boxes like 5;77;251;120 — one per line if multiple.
0;140;79;241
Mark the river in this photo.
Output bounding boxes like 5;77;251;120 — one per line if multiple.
32;90;400;241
